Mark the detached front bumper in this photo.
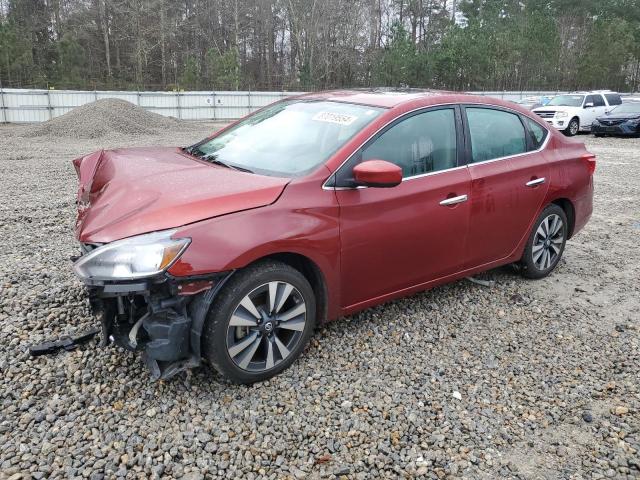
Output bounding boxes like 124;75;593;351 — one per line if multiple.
81;268;231;380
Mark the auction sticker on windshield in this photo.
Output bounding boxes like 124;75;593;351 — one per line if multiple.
312;111;358;125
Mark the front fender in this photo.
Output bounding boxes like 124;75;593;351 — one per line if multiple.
168;180;341;320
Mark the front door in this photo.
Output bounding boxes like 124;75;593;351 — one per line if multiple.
333;107;471;308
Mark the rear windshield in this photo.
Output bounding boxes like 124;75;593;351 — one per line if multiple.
547;95;584;107
189;100;384;177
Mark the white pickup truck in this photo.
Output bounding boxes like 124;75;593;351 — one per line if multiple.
532;91;622;136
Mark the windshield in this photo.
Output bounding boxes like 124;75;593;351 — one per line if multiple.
610;103;640;114
189;100;384;177
546;95;584;107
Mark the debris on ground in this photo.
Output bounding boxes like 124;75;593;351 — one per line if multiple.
466;276;496;287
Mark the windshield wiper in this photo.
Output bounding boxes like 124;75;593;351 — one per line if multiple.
183;147;254;174
206;158;254;174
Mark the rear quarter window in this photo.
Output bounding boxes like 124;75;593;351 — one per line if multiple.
522;117;548;150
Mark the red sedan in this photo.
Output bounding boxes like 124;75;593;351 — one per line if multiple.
72;90;595;383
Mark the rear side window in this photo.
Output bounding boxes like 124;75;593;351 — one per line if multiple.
522;117;548;150
605;94;622;106
361;108;458;178
466;108;527;163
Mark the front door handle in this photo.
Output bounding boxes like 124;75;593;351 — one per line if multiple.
439;194;468;206
526;177;546;187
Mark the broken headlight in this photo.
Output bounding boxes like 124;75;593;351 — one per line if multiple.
73;229;190;281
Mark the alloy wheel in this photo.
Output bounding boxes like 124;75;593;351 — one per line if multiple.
569;120;579;136
226;281;307;372
532;213;564;270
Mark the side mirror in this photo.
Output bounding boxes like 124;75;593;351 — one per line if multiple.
584;102;594;108
353;160;402;188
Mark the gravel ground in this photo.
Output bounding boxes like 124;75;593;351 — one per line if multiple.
0;122;638;480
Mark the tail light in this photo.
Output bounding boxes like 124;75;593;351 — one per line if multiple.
581;153;596;175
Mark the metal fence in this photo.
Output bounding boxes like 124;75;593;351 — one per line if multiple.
0;88;565;123
0;89;308;123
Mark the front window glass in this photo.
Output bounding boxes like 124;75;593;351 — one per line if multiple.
360;108;458;178
190;100;384;177
610;103;640;114
547;95;584;107
466;108;527;163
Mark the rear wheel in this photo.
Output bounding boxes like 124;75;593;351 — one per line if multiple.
520;204;568;279
203;260;316;384
565;117;580;136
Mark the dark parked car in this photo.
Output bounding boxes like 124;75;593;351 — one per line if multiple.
72;90;595;384
592;102;640;137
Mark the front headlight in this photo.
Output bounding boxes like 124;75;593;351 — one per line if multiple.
555;112;568;118
74;229;190;281
625;118;640;126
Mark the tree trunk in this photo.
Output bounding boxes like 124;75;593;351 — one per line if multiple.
98;0;111;78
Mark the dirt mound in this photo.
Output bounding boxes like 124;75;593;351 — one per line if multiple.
23;98;179;139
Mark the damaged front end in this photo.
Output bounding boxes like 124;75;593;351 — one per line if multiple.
80;257;232;381
73;237;231;381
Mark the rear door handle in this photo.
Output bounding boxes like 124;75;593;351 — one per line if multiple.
526;177;546;187
439;194;468;206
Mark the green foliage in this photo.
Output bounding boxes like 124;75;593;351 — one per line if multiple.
206;48;241;90
0;20;34;85
179;56;200;90
54;33;86;87
578;19;636;90
374;22;416;87
1;0;640;91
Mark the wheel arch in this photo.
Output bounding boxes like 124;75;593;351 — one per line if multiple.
551;198;576;238
243;252;330;325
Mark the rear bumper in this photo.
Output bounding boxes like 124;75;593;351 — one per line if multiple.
571;179;594;238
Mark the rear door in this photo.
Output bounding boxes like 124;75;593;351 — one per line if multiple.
462;106;550;268
592;94;608;118
333;106;471;308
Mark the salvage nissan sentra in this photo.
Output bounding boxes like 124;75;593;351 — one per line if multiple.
72;90;595;384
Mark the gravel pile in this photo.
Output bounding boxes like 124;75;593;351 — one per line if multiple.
0;125;638;479
22;99;179;139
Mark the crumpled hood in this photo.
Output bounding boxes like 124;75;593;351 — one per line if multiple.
73;147;289;243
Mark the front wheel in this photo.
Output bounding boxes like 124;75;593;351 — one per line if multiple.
203;260;316;384
520;204;568;279
564;118;580;136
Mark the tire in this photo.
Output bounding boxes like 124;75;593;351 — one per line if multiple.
520;204;568;279
203;260;316;384
594;133;604;138
564;117;580;136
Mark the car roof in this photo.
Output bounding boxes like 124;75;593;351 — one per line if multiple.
295;88;521;110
